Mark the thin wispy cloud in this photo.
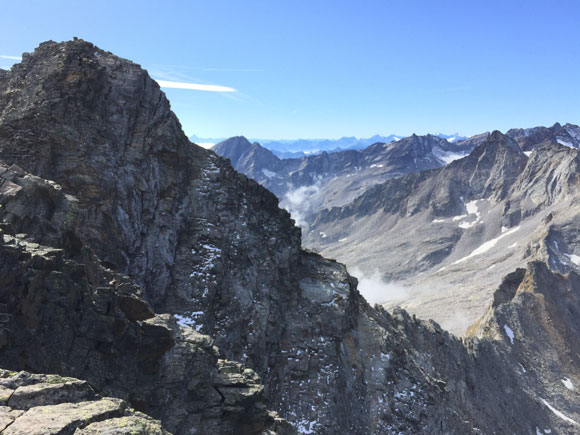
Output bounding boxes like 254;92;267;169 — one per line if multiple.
155;80;236;93
203;67;263;72
0;55;21;60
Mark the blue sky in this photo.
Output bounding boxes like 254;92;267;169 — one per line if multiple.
1;0;579;139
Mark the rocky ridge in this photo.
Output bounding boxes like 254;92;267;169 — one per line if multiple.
507;122;580;151
206;134;414;159
0;39;579;434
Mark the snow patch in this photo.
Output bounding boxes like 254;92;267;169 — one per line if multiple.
557;138;575;148
174;312;204;332
562;378;574;390
458;220;478;229
524;151;533;157
453;226;520;264
465;200;479;216
454;199;483;228
541;398;580;426
339;237;348;242
456;201;482;228
504;324;515;344
432;218;446;223
296;419;318;434
565;254;580;266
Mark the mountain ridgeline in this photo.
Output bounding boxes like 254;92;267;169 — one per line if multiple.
200;134;456;159
213;133;486;226
0;39;579;434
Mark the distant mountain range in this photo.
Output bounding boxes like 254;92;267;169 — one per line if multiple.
213;132;487;227
193;132;467;158
213;122;580;335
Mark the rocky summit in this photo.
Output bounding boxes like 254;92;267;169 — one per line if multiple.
0;39;579;434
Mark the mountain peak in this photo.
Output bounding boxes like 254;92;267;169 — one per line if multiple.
489;130;504;141
212;136;280;169
484;130;522;154
213;135;253;149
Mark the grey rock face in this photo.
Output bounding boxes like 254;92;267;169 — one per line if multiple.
0;369;170;434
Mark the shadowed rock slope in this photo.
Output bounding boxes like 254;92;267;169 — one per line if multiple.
0;39;579;434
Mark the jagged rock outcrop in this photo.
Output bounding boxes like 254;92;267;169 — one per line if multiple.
1;39;580;435
0;369;170;434
507;122;580;151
